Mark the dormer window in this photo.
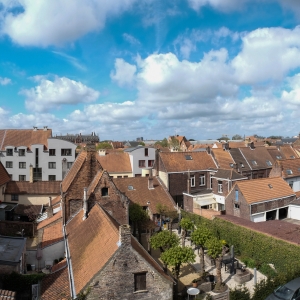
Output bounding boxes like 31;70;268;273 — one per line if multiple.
144;148;148;157
185;155;192;160
6;149;13;156
266;160;272;166
286;169;293;175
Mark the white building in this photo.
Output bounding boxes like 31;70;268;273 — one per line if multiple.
124;146;155;176
0;128;77;181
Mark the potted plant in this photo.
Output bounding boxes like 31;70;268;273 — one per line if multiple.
192;279;198;288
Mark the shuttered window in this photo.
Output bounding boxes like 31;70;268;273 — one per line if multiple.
134;272;147;291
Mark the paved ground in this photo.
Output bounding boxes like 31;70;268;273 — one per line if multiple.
282;218;300;225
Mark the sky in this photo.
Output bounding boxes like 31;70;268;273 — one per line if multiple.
1;0;300;141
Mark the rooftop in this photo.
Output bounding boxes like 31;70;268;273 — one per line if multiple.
0;236;26;264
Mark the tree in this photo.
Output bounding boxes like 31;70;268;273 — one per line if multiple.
164;210;178;233
141;219;157;254
129;203;148;243
150;230;180;253
155;138;168;148
156;203;168;229
191;227;213;277
168;137;180;151
217;136;230;142
96;142;112;150
232;134;243;140
161;246;196;280
138;142;145;146
205;237;227;290
180;218;194;246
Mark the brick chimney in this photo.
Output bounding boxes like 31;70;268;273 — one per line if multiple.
82;187;88;221
148;168;154;189
119;224;131;247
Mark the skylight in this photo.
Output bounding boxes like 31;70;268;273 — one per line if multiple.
276;156;282;159
286;169;293;175
128;185;134;190
240;162;244;168
185;155;192;160
251;160;257;165
290;156;295;159
229;163;234;168
266;161;272;166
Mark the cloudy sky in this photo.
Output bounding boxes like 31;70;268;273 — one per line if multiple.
1;0;300;140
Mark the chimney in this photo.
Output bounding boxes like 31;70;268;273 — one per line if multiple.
118;224;131;247
187;170;191;194
33;126;37;131
47;197;53;218
43;126;48;131
29;164;33;183
82;187;88;221
207;146;211;154
148;168;154;189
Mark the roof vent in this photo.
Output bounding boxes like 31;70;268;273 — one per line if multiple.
286;169;293;175
185;155;192;160
268;184;273;189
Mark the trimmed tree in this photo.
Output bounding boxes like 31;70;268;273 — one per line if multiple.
180;218;194;246
150;230;180;253
191;227;213;278
129;203;148;243
156;203;168;229
205;237;227;290
161;246;196;280
164;210;178;233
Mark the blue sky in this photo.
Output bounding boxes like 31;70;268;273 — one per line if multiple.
1;0;300;140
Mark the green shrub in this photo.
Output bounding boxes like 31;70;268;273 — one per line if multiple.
229;286;251;300
259;263;277;278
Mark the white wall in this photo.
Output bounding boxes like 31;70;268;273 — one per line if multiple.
0;138;76;181
286;177;300;192
289;205;300;220
251;212;265;222
4;194;58;205
41;241;65;268
214;194;225;205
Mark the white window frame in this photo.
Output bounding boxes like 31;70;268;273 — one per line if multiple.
48;162;56;169
218;181;223;193
19;162;26;169
199;174;205;186
191;175;195;187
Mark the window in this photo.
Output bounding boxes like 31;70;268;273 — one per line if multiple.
251;160;257;166
139;160;145;168
235;190;239;201
18;149;25;156
48;162;56;169
199;174;205;186
191;175;195;187
229;163;234;168
218;181;223;193
101;187;108;196
6;149;13;156
11;194;19;201
266;160;272;166
49;149;56;156
67;162;73;169
240;163;245;168
48;175;56;181
276;155;282;159
19;162;26;169
289;181;294;189
33;168;42;181
134;272;147;292
6;161;13;168
144;148;148;156
128;185;134;190
148;160;154;167
290;155;295;159
286;169;293;175
268;184;273;189
234;203;240;209
61;149;72;156
19;175;26;181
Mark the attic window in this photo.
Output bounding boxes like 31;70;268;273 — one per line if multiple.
185;155;192;160
240;162;244;168
286;169;293;175
290;156;295;159
268;184;273;189
251;160;257;165
101;187;108;196
229;163;234;168
276;155;282;159
128;185;134;190
266;161;272;166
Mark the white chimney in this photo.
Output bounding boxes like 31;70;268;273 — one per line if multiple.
82;187;88;220
43;126;48;131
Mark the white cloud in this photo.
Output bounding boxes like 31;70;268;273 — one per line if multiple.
122;33;141;45
187;0;248;12
281;73;300;105
110;58;137;87
21;76;100;112
232;26;300;84
1;0;137;47
0;77;12;85
52;51;86;71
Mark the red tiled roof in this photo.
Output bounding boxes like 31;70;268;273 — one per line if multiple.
0;161;10;186
51;259;67;273
0;289;16;299
41;221;63;248
0;129;52;151
51;195;61;205
40;265;70;300
97;152;131;173
212;149;235;169
113;177;176;214
5;181;61;194
61;151;87;192
66;203;119;294
234;177;295;204
159;151;217;172
37;211;62;230
280;145;299;159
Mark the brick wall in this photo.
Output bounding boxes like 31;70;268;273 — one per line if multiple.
269;163;283;178
211;178;231;197
86;226;173;300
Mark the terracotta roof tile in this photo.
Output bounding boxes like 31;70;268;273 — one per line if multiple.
159;152;217;172
212;169;247;181
41;265;70;300
0;289;16;299
267;148;284;161
228;141;247;148
0;129;52;151
51;259;67;273
212;149;235;169
234;177;295;204
97;152;131;173
61;151;87;192
41;221;63;248
0;161;11;186
274;158;300;178
66;203;119;294
229;148;251;171
239;147;275;169
37;211;62;230
113;177;176;213
51;195;61;205
280;145;299;159
14;204;42;218
5;181;61;194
